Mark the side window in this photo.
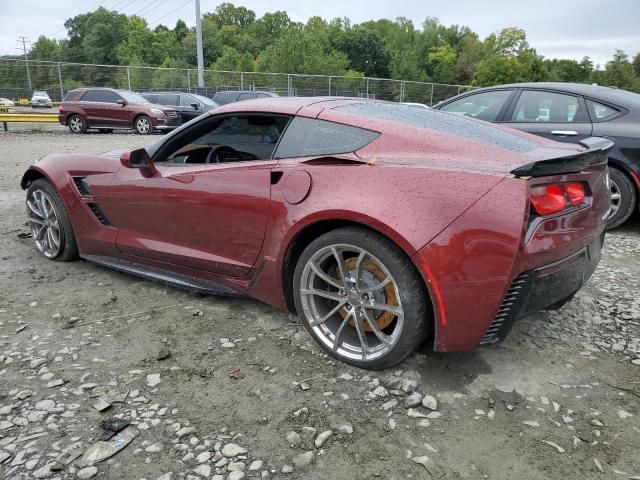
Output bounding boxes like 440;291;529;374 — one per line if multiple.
510;90;584;123
101;90;121;103
158;94;178;106
163;115;290;165
80;90;104;102
256;93;270;99
439;90;512;121
238;92;256;101
586;99;620;121
180;95;196;107
274;117;379;159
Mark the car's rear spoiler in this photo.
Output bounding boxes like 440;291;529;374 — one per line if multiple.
511;137;614;177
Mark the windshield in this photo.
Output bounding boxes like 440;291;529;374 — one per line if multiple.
190;93;217;106
33;91;48;96
118;90;149;104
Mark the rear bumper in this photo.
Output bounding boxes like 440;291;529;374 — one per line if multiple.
479;231;604;346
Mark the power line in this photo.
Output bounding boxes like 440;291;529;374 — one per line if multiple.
148;0;193;27
132;0;172;19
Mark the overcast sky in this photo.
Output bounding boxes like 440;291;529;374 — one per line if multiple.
1;0;638;68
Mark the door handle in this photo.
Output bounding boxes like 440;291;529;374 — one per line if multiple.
551;130;578;136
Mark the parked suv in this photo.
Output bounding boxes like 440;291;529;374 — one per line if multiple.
211;90;278;105
59;88;181;135
141;91;219;123
435;82;640;228
31;91;52;108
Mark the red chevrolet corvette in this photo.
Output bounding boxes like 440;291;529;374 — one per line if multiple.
21;97;612;369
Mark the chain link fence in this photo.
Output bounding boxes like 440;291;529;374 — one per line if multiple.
0;58;473;105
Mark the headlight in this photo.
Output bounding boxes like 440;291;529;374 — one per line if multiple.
150;108;165;118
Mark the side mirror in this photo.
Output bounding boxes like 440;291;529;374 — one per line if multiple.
191;102;199;109
116;99;126;106
120;148;155;176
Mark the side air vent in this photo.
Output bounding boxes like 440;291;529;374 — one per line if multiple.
87;202;112;227
73;177;92;196
479;272;532;347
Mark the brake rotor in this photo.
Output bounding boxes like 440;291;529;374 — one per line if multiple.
337;257;398;332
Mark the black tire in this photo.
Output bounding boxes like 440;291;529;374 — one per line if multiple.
293;226;430;370
68;114;87;134
607;167;637;229
26;179;78;262
134;115;153;135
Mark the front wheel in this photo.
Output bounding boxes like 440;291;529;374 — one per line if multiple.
293;227;430;370
607;167;637;229
26;179;78;262
134;115;152;135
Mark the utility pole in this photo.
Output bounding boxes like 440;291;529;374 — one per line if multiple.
18;36;32;90
194;0;205;89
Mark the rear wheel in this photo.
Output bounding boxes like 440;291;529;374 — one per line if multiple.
68;114;87;134
293;227;430;370
26;179;78;262
134;115;152;135
607;167;636;229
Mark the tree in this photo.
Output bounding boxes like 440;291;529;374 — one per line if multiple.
174;19;189;42
331;27;390;77
204;3;256;29
473;56;525;86
601;50;638;90
63;7;129;64
29;37;61;61
213;45;254;71
256;25;350;75
426;45;457;84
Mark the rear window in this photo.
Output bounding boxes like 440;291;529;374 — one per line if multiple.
274;117;379;158
335;103;540;153
63;91;78;101
212;91;238;105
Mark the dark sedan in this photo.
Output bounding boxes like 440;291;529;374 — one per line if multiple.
142;92;219;123
435;83;640;228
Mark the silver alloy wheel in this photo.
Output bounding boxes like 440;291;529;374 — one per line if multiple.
27;189;62;258
299;244;404;362
136;117;151;134
610;178;621;218
69;116;84;133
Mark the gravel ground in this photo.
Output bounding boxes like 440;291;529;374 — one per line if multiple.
1;130;639;480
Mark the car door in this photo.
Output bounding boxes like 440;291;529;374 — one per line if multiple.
178;94;201;122
78;90;105;124
92;113;291;277
499;89;593;142
100;90;130;126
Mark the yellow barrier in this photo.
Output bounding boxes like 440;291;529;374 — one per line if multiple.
1;113;59;131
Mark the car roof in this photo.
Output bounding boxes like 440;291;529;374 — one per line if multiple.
210;96;372;115
458;82;640;108
214;90;275;94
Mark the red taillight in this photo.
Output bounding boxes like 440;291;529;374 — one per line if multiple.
530;182;587;216
565;182;585;206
